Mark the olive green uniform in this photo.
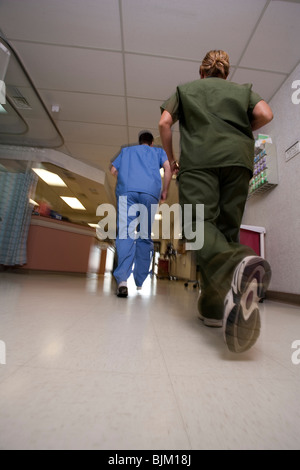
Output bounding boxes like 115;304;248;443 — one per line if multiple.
161;77;263;320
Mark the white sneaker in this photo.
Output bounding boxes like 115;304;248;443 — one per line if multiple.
198;312;223;328
223;256;272;353
197;290;223;327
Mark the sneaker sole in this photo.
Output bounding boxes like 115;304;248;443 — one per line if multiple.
199;313;223;328
117;288;128;298
223;256;271;353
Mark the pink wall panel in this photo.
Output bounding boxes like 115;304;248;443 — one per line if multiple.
240;229;260;256
24;217;95;273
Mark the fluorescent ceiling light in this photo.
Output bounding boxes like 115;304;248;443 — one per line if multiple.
0;104;7;113
88;223;99;228
61;197;86;210
33;168;67;187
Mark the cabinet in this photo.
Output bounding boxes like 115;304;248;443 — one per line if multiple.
157;259;169;278
240;225;266;258
248;142;278;198
22;216;95;273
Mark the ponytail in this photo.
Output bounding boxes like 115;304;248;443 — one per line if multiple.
200;50;230;79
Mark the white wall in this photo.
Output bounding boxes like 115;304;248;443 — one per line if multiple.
242;63;300;295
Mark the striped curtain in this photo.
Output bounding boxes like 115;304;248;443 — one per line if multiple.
0;167;38;266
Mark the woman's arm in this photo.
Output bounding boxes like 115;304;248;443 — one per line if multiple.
251;100;273;131
159;110;177;169
160;160;172;202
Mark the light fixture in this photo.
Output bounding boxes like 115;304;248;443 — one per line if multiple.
51;104;60;113
60;197;86;210
0;80;5;104
29;198;39;206
0;42;11;99
88;223;99;228
0;36;64;147
32;168;67;187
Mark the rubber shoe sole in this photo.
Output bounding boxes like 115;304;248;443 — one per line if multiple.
197;290;223;328
117;286;128;298
199;312;223;328
223;256;272;353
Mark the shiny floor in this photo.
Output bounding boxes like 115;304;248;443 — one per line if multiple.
0;271;299;450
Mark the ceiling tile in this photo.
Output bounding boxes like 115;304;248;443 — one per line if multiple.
122;0;266;62
1;0;122;50
59;121;127;146
40;90;127;126
240;1;300;73
127;98;164;128
11;42;125;95
231;68;287;102
66;142;121;170
125;54;200;100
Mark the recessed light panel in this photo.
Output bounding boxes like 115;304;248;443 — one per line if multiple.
60;197;86;210
33;168;67;187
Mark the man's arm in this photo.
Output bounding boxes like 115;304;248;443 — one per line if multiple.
160;160;172;202
251;100;273;131
110;165;118;177
159;110;178;174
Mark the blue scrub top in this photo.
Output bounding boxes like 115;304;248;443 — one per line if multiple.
112;144;167;200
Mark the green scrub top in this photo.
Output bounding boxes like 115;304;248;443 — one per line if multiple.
161;77;262;176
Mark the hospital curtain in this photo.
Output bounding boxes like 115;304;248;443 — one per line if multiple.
0;167;38;266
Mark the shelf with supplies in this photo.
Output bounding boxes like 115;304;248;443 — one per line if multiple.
248;140;278;199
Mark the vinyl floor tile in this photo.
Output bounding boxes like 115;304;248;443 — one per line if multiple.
0;272;299;450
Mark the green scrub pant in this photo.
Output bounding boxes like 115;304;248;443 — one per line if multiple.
179;166;256;320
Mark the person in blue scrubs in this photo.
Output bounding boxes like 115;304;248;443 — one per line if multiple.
111;131;172;297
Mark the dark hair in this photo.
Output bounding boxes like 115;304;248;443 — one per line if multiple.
138;131;154;146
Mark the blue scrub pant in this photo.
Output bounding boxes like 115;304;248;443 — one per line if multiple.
114;192;158;287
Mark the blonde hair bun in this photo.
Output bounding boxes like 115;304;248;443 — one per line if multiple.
200;50;230;79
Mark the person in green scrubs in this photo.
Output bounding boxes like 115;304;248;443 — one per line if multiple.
159;50;274;353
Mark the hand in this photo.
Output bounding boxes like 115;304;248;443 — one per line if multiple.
160;190;168;203
170;160;179;175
